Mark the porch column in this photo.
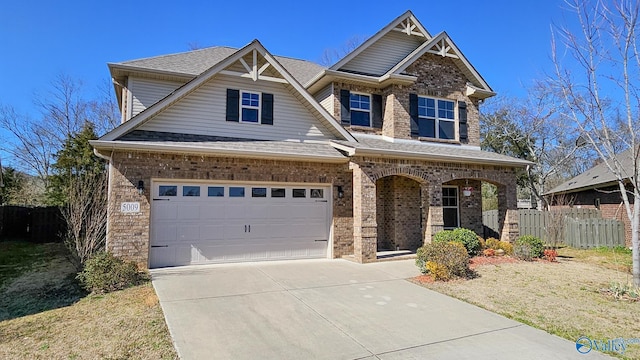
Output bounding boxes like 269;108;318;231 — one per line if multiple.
352;163;377;263
420;182;431;244
498;182;520;242
425;183;444;242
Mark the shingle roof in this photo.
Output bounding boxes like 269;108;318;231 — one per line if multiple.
114;46;325;85
546;148;638;194
91;139;347;162
331;135;531;167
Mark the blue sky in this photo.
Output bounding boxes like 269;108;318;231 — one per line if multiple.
0;0;571;115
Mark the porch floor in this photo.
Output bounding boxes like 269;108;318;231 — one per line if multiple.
342;250;417;263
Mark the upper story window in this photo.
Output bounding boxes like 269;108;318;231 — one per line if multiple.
241;91;260;122
350;93;371;127
418;97;455;140
226;89;274;125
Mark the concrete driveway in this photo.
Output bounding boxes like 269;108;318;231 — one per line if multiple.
151;259;611;359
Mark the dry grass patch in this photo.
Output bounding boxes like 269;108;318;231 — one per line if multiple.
0;242;177;359
0;283;177;360
415;255;640;358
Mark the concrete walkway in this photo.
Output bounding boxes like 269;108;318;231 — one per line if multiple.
151;259;611;359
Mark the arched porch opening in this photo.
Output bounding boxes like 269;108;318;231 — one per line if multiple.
376;175;424;252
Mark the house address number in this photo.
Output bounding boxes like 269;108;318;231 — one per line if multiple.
120;202;141;213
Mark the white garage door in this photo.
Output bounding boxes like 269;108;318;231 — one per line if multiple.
149;182;331;268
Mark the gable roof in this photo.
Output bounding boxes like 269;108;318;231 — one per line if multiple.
387;31;494;97
99;40;356;143
546;148;638;194
109;46;325;86
329;10;431;72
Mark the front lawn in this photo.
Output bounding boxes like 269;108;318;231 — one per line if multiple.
0;241;177;359
415;247;640;359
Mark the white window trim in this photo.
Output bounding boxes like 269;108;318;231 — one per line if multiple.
442;185;460;230
418;96;457;140
350;92;372;127
240;90;261;124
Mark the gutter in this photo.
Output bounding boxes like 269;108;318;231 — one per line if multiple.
90;140;349;164
331;142;532;167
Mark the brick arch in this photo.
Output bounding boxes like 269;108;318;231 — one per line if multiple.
368;167;429;184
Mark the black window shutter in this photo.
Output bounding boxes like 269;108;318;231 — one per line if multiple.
409;93;419;137
372;94;382;128
226;89;240;122
340;89;351;125
261;93;274;125
458;101;468;141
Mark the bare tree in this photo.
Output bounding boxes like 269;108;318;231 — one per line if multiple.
62;171;108;271
481;89;587;209
551;0;640;285
0;74;118;192
318;35;367;66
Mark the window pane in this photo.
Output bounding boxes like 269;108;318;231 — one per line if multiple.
292;189;306;198
229;187;245;197
310;189;324;198
439;120;455;140
159;185;177;196
252;187;267;197
351;111;370;126
183;186;200;197
271;188;286;198
419;118;435;138
443;208;459;228
208;186;224;197
242;108;259;122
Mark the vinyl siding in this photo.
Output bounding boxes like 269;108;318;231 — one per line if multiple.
340;31;424;75
130;77;185;118
314;84;334;116
138;74;337;141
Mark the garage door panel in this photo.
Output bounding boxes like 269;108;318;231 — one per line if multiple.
155;203;178;220
150;182;330;268
154;223;178;243
177;225;200;242
178;204;201;220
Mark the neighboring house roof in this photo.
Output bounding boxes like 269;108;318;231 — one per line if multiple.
109;46;325;86
546;148;638;194
331;135;532;167
96;40;356;147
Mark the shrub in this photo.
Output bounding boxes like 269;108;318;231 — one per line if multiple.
426;261;450;281
514;243;532;261
543;249;558;262
483;248;495;257
433;228;481;256
416;241;470;280
477;236;486;250
485;238;500;250
515;235;544;258
499;241;514;255
77;252;146;294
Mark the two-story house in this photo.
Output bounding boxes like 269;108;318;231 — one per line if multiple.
91;11;530;268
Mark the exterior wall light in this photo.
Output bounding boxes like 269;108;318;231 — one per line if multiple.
336;185;344;199
137;180;145;195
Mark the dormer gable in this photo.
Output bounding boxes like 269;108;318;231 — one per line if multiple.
330;10;431;76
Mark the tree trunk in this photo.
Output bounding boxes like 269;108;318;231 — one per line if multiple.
633;191;640;286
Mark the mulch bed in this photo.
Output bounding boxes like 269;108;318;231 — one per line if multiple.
412;256;521;284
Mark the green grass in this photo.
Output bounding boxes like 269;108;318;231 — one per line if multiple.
558;246;633;273
0;241;63;288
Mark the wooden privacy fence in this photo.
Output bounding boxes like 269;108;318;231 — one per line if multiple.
483;208;625;248
0;205;65;243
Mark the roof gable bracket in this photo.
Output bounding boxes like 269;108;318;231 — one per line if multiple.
220;49;286;83
391;17;426;37
426;38;459;59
